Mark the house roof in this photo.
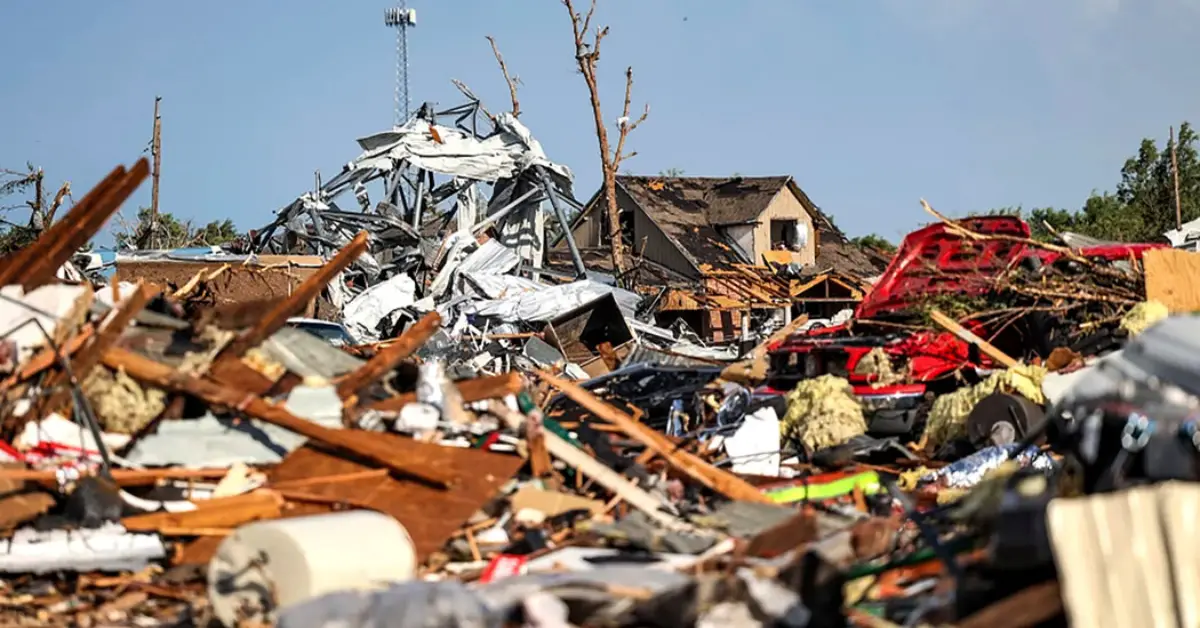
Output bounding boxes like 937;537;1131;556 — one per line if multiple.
562;174;888;280
616;176;792;226
612;175;797;271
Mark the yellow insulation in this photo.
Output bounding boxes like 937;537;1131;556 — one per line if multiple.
780;374;868;451
922;364;1047;451
82;366;167;435
1120;300;1168;336
857;347;908;388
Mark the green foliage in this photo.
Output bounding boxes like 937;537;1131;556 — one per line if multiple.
0;225;39;255
851;234;897;253
659;168;686;177
114;207;241;250
986;123;1200;243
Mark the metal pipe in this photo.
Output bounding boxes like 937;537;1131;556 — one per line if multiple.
470;187;539;235
537;166;586;279
411;169;425;228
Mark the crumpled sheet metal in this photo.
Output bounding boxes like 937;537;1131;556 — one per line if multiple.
351;113;571;184
276;566;810;628
342;274;417;342
468;279;641;323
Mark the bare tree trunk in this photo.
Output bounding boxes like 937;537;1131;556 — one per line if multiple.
562;0;648;281
486;36;521;118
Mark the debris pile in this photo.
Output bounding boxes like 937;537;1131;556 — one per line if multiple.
5;104;1200;628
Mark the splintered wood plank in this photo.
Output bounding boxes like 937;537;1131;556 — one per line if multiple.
102;346;457;488
535;371;774;504
24;160;151;290
121;490;284;532
365;372;525;413
1144;248;1200;313
214;231;369;362
337;311;441;401
0;165;126;285
0;463;55;529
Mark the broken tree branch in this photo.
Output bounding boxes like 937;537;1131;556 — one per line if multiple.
486;36;521;118
612;66;650;170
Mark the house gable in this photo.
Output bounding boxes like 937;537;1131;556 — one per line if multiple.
556;182;704;278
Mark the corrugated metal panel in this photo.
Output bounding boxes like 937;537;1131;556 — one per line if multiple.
469;280;641;323
456;239;521;275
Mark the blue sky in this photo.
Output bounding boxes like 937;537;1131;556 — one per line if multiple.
3;0;1199;246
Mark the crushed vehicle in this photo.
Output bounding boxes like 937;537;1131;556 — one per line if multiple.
763;215;1165;439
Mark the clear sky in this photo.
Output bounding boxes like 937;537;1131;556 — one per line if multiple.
3;0;1199;246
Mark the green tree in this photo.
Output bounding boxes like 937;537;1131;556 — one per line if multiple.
659;168;686;177
1032;123;1200;242
114;208;241;250
851;234;897;253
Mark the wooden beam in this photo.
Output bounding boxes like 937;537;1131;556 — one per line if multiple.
534;371;773;504
24;161;150;290
336;311;441;401
365;372;525;412
214;231;370;363
102;347;457;489
0;165;126;285
928;309;1018;369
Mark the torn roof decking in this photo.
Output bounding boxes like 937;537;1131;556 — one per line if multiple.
807;237;890;281
617;176;787;271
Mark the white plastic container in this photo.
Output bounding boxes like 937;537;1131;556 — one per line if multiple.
208;510;417;626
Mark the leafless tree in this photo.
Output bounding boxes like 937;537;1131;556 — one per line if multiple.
562;0;649;278
486;36;521;118
1;164;71;230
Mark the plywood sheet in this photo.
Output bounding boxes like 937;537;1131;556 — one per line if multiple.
1143;248;1200;313
267;433;523;560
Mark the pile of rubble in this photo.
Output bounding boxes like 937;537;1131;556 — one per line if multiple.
4;100;1200;628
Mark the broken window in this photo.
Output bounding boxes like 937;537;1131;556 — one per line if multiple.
770;219;806;252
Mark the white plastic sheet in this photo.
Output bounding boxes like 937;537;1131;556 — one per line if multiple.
723;407;781;477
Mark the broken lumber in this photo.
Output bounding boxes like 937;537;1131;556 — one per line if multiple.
0;164;126;285
25;161;151;290
365;372;524;413
535;371;773;504
928;310;1018;369
486;400;688;530
101;346;457;489
214;230;370;363
337;311;442;400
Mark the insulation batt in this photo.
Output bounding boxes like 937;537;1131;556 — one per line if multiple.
1119;300;1169;336
780;375;867;451
922;364;1047;451
856;347;908;388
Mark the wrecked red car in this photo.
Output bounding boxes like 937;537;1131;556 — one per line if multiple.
762;216;1163;437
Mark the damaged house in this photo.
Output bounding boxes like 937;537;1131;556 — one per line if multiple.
551;175;885;342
